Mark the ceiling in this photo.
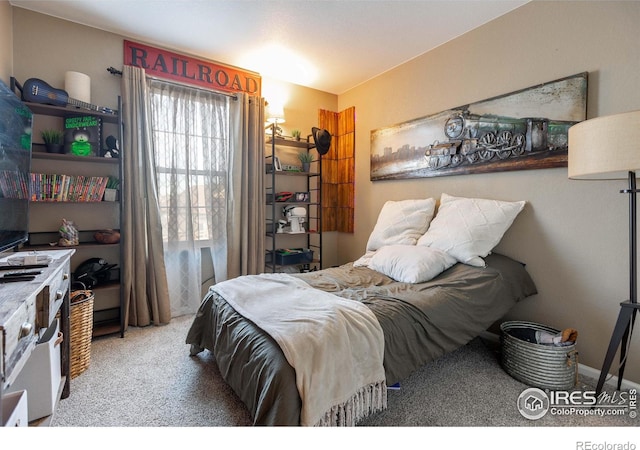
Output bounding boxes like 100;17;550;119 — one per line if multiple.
10;0;529;95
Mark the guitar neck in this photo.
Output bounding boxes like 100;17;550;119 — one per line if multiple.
67;96;116;116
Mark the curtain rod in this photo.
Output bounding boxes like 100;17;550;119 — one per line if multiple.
107;66;238;100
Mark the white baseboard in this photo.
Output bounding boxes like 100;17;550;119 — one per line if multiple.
577;363;640;391
479;330;640;391
479;330;501;343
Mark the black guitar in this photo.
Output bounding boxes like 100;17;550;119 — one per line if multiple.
19;78;117;115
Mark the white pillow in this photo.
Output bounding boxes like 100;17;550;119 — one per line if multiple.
353;250;375;267
368;245;457;283
417;193;525;267
366;198;436;252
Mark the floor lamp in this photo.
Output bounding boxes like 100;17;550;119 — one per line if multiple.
568;110;640;394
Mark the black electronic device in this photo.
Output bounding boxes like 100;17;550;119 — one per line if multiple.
0;275;35;283
0;264;48;270
73;257;118;289
0;78;32;253
3;270;41;277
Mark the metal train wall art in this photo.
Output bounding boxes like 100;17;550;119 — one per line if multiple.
424;110;574;171
369;72;587;180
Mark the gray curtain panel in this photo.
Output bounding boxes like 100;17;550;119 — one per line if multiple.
120;65;171;327
228;93;266;279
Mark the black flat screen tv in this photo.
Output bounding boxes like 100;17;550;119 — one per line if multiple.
0;78;32;253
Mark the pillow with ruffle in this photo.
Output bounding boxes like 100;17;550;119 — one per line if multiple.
368;244;457;283
417;193;525;267
365;198;436;252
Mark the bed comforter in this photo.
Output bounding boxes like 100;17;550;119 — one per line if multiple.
185;252;537;426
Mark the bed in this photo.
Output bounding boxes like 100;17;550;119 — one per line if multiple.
185;194;538;426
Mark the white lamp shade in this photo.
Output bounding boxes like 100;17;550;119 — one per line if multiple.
266;104;285;124
568;110;640;180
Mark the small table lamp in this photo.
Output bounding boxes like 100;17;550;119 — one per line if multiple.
266;103;285;136
568;110;640;394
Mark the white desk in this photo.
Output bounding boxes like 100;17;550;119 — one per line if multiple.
0;249;74;425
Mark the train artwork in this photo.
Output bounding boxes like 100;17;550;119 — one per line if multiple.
424;110;574;170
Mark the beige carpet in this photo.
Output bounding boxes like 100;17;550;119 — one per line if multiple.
51;314;638;429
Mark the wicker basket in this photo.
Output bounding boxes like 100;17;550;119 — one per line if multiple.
70;290;94;379
500;321;578;390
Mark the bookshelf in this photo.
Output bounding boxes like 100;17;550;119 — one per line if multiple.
22;98;125;338
265;132;322;273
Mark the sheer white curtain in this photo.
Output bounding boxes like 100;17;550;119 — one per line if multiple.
148;80;232;317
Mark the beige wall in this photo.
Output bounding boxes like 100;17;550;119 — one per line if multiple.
10;7;340;266
12;9;126;112
9;2;640;384
0;1;12;83
339;1;640;384
11;7;337;135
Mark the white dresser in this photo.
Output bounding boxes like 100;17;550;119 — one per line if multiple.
0;250;74;425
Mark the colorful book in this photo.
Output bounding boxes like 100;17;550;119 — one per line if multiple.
63;115;102;156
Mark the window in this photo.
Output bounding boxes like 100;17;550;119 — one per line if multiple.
148;81;231;246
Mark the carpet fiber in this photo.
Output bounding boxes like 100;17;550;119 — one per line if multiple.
52;314;638;427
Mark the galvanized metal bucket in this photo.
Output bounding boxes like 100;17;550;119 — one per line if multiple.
500;321;578;390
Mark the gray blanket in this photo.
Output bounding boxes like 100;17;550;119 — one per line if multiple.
185;253;537;425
